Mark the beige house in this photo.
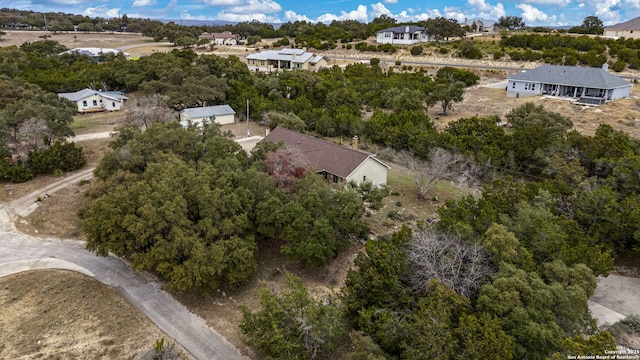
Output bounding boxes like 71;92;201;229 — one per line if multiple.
604;16;640;39
57;88;128;113
199;31;241;45
179;105;236;127
246;48;328;73
262;127;390;186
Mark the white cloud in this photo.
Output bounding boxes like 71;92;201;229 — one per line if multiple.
132;0;156;7
316;5;368;22
214;12;279;22
203;0;243;5
520;0;570;5
369;3;392;18
284;10;312;22
516;3;557;23
180;10;207;20
220;0;281;14
381;0;398;3
467;0;506;18
578;2;585;6
83;5;120;18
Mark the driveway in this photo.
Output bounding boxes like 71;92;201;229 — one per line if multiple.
589;274;640;326
0;206;247;359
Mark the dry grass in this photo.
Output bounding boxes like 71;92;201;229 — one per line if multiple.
0;270;188;359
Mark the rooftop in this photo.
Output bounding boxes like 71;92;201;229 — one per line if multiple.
605;16;640;31
262;127;389;179
508;65;632;89
58;88;128;102
180;105;236;119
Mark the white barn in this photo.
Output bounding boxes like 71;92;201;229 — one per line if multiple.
506;65;632;105
179;105;236;127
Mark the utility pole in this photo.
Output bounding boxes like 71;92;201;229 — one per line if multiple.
246;99;250;137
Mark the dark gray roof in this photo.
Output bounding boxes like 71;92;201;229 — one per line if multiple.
180;105;236;119
377;25;425;34
605;16;640;31
508;65;632;89
262;127;389;179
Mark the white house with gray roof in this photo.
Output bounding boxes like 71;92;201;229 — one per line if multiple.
246;48;328;73
506;65;632;105
376;25;432;44
58;88;128;113
179;105;236;127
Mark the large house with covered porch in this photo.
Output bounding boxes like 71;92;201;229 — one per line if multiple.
376;25;433;44
506;64;632;105
245;48;328;73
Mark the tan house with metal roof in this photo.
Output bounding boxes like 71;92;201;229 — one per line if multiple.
604;16;640;38
262;127;389;186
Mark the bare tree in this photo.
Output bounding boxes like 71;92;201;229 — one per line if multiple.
405;229;494;298
18;117;51;151
126;94;175;129
401;147;477;199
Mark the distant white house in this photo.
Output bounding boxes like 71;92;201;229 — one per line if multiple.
604;16;640;39
245;48;328;72
464;19;499;33
376;25;432;44
179;105;236;127
58;88;128;113
59;47;128;61
199;31;241;45
506;64;632;105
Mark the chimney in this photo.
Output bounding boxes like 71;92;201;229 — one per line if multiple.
352;135;359;150
602;63;609;71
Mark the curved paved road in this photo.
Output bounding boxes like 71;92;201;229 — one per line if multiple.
1;192;247;359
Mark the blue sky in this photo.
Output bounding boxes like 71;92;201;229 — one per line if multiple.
3;0;640;27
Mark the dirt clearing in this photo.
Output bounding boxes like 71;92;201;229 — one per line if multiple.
0;269;188;359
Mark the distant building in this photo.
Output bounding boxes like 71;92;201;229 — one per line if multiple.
464;18;499;33
59;47;128;62
246;48;328;72
376;25;432;44
506;64;632;105
262;127;390;187
58;88;128;113
179;105;236;127
199;31;241;45
604;16;640;39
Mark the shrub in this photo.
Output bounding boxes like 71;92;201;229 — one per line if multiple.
369;57;380;66
493;50;504;59
612;60;626;72
410;45;423;56
439;47;450;54
27;141;86;175
241;274;348;360
395;60;401;66
458;41;483;59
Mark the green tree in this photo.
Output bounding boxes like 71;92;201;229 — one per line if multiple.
421;17;465;41
477;261;597;359
241;274;348;360
581;16;604;35
428;81;465;115
497;16;525;31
